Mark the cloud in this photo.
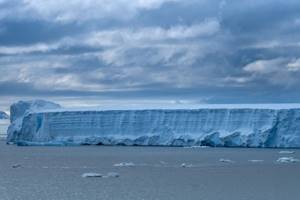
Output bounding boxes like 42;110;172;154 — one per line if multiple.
0;18;219;55
243;58;286;74
84;18;220;47
242;58;300;87
0;0;179;23
0;18;221;92
287;58;300;71
1;0;300;111
0;43;58;55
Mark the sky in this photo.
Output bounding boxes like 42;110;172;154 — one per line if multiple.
1;0;300;111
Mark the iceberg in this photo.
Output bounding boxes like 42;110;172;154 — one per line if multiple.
0;111;9;119
6;100;300;147
0;112;10;138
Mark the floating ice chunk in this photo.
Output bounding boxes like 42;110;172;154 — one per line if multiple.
248;159;264;163
219;158;234;163
105;172;120;178
278;150;295;154
82;172;119;178
180;163;193;168
113;162;135;167
276;157;300;163
159;161;167;165
12;164;22;168
82;173;103;178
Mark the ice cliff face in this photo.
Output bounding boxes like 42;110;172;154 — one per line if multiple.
7;100;61;143
7;100;300;147
0;111;9;119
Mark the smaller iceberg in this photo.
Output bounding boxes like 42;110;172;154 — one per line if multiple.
0;111;9;119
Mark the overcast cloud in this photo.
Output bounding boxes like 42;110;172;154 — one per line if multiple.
0;0;300;111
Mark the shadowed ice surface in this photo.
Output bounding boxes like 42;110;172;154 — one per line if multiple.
0;142;300;200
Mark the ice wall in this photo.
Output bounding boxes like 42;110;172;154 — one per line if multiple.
7;100;61;143
7;100;300;147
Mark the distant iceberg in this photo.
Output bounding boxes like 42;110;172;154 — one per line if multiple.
0;112;9;138
6;100;300;147
0;111;9;119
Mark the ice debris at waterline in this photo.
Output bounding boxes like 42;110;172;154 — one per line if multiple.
6;100;300;147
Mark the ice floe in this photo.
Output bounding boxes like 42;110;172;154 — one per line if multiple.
113;162;135;167
12;164;22;168
82;173;103;178
219;159;235;163
248;159;264;163
276;157;300;163
105;172;120;178
82;172;120;178
180;163;193;168
278;150;295;154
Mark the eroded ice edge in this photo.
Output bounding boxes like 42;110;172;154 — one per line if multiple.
6;100;300;147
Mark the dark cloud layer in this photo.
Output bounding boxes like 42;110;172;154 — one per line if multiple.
0;0;300;110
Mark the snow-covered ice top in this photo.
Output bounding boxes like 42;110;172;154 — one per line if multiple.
6;100;300;148
31;103;300;113
9;100;61;122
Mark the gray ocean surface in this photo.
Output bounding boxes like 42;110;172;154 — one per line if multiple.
0;141;300;200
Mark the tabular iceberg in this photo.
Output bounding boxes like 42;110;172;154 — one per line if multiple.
7;100;300;147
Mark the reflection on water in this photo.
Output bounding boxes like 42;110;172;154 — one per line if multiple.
0;119;9;138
